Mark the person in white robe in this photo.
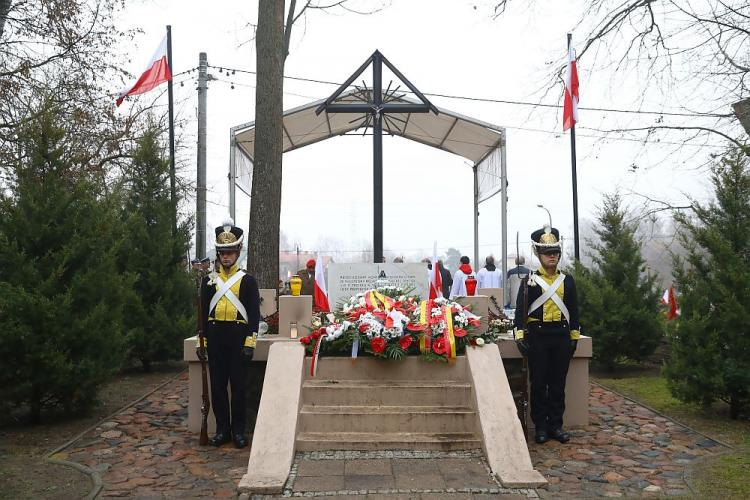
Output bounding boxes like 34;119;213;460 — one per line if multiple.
477;255;503;289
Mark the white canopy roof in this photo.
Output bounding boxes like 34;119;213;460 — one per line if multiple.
231;89;505;165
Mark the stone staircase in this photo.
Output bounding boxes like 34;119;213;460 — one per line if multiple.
239;343;548;494
296;358;482;451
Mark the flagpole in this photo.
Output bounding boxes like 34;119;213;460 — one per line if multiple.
167;25;177;234
567;33;580;262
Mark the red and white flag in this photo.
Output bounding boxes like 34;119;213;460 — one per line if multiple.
116;35;172;106
563;40;579;131
314;257;330;312
429;241;443;299
661;287;679;320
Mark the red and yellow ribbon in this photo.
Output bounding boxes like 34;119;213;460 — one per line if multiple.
417;300;456;360
443;305;457;360
419;300;431;353
365;290;395;311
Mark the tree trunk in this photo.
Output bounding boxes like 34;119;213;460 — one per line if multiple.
0;0;11;40
248;0;284;289
30;386;41;424
729;395;740;420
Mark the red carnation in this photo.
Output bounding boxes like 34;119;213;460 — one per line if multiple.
406;322;425;332
432;338;447;355
399;335;413;350
312;330;321;339
453;327;468;338
370;337;386;354
358;323;369;333
468;318;481;327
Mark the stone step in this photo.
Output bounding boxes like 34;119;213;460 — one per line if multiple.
298;405;477;433
302;379;473;406
304;356;469;381
296;431;482;451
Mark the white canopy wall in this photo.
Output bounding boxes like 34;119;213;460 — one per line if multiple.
229;90;508;285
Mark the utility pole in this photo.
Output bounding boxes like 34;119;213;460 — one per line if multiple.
196;52;208;259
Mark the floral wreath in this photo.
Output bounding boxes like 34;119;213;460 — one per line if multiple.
299;286;503;376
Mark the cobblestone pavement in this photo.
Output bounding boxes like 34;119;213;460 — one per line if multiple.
530;385;724;498
62;373;725;498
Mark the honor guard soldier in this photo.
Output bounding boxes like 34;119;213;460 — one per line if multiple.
514;225;580;444
198;219;260;448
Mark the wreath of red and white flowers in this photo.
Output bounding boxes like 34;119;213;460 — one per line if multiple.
299;286;499;374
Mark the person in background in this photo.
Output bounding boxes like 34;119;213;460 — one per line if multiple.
477;255;503;289
507;255;531;307
199;219;260;449
438;259;452;299
514;225;580;445
449;256;473;298
298;259;315;295
393;256;404;263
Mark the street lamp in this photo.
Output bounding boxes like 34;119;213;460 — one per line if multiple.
536;204;552;227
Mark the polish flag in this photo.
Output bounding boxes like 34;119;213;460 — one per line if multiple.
563;40;579;131
116;35;172;106
429;241;443;299
314;257;330;312
661;287;679;320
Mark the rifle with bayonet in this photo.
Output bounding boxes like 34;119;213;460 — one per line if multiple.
192;257;211;446
519;272;530;441
517;230;530;441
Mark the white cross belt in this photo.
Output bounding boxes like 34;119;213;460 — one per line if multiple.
208;271;248;322
527;273;570;323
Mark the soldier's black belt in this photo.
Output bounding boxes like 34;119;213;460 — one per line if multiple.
528;321;570;335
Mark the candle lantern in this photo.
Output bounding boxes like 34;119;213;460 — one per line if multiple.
465;275;477;296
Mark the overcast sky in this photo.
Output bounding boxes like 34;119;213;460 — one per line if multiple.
118;0;726;270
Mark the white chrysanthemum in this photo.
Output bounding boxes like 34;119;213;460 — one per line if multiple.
476;338;485;346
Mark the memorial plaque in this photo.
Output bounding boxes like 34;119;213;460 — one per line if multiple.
327;263;428;307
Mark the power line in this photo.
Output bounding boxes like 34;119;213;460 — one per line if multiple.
205;63;729;119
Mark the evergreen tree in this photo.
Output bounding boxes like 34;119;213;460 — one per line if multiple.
665;147;750;419
574;193;663;369
118;127;194;370
0;106;129;422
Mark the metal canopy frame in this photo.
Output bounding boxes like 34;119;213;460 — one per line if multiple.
229;51;508;285
315;50;439;263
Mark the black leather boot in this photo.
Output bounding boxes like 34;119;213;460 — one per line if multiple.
233;434;249;449
534;429;549;444
208;432;231;447
549;428;570;443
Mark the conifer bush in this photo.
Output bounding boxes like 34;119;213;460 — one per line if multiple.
118;127;194;370
572;193;663;369
665;147;750;419
0;107;130;422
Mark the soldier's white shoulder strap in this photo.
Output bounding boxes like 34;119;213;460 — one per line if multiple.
527;273;570;322
208;271;248;320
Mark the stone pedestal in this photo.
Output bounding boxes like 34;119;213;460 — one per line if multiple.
184;293;314;433
456;295;489;335
497;335;592;427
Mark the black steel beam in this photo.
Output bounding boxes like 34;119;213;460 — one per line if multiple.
373;51;383;263
324;103;432;114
